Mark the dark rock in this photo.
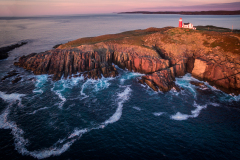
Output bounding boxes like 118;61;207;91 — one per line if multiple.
174;59;187;77
172;84;181;92
145;79;158;91
12;76;22;84
0;42;28;60
138;78;144;84
190;81;205;86
1;70;19;81
186;57;195;73
53;44;62;49
28;77;36;81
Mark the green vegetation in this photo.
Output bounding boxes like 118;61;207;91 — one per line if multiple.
196;25;240;33
59;27;172;48
59;26;240;57
209;34;240;54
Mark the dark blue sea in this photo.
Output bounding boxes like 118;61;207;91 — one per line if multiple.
0;14;240;160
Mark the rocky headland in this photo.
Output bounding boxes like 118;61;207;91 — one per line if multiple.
0;41;27;60
14;27;240;94
119;10;240;15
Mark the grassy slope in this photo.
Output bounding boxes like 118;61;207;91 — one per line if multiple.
58;26;240;62
58;27;172;49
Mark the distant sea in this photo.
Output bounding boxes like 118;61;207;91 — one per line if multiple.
0;14;240;160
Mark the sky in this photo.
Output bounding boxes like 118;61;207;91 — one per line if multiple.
0;0;240;16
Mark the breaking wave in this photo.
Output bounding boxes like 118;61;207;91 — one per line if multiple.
153;112;165;116
33;75;48;94
119;72;144;85
0;91;25;102
171;101;207;121
28;107;49;115
0;82;132;159
104;86;131;124
50;75;85;108
64;86;132;150
175;74;197;98
133;106;142;111
51;82;66;109
80;76;115;100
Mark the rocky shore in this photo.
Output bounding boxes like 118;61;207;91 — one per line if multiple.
0;42;27;60
14;27;240;94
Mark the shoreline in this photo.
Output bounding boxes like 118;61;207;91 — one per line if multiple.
0;41;28;60
119;10;240;15
12;26;240;95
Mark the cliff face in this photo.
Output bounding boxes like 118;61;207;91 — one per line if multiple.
14;27;240;94
14;43;172;92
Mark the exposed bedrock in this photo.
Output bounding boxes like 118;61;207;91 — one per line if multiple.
0;41;28;60
14;42;240;94
140;69;180;92
14;44;178;92
14;48;118;80
191;58;240;94
157;46;240;94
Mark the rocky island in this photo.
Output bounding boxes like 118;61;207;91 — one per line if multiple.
119;10;240;15
0;41;28;60
14;27;240;94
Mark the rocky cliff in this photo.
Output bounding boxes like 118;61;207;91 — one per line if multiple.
14;27;240;94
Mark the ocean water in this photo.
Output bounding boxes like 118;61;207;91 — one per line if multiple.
0;14;240;160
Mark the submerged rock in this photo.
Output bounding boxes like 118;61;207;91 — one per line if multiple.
12;76;22;84
1;70;19;81
190;81;205;87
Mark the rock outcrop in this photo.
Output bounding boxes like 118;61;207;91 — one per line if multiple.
14;48;118;80
0;42;27;60
191;58;240;94
13;27;240;94
14;43;175;91
141;69;176;92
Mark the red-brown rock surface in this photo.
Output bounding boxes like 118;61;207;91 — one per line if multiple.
191;58;240;94
141;69;175;92
14;27;240;94
14;48;118;80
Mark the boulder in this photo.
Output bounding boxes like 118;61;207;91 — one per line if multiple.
192;59;207;80
144;79;158;91
143;69;175;92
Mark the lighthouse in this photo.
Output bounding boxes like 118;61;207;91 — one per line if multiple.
179;18;182;28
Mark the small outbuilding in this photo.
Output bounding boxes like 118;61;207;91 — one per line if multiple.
183;23;196;30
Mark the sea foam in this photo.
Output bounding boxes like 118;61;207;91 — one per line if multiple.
133;106;142;111
104;86;131;124
0;91;25;102
153;112;165;116
120;72;144;85
33;75;48;94
0;105;78;160
171;101;207;121
0;80;132;159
